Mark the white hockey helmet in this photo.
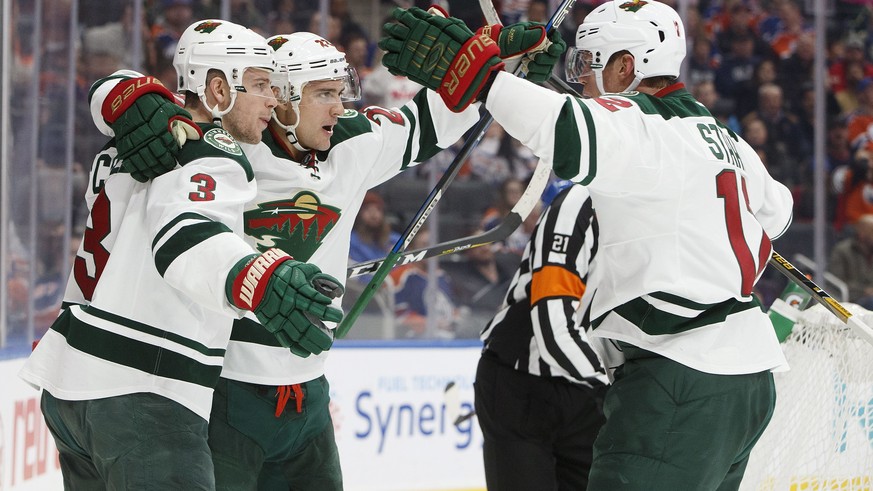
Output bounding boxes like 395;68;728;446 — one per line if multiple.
174;20;276;118
565;0;686;94
267;32;361;104
266;32;360;151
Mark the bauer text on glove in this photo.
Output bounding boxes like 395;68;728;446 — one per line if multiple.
379;7;504;112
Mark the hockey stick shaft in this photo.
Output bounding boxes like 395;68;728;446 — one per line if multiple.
346;158;551;278
336;0;577;339
769;251;873;345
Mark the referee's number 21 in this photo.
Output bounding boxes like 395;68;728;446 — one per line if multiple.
716;169;771;297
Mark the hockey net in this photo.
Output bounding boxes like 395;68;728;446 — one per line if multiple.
740;303;873;491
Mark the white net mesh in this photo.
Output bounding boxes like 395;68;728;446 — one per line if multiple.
740;303;873;491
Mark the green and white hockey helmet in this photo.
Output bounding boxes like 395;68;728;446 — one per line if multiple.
266;32;361;105
566;0;686;93
174;20;276;97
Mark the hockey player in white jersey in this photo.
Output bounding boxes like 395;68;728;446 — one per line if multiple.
379;1;794;488
212;30;563;490
203;32;482;490
19;20;342;489
90;22;566;489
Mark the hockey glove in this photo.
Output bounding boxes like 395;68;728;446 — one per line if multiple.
227;249;344;357
102;76;202;182
482;22;567;83
379;7;504;112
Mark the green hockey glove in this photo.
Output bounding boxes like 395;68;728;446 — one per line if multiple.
483;22;567;83
227;249;344;357
102;76;202;182
379;7;504;112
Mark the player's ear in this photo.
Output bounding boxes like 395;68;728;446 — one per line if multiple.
620;53;635;78
274;102;293;126
208;75;230;108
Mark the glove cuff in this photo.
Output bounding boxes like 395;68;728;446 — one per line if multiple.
228;249;293;310
438;33;504;112
102;76;177;124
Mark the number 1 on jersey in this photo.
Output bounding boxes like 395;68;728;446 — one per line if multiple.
716;169;771;297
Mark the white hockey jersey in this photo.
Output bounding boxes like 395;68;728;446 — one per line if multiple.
224;90;481;385
19;123;258;421
486;73;794;375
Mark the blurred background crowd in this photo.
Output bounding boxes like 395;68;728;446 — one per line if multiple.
3;0;873;351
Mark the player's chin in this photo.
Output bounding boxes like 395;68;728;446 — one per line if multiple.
301;135;330;151
237;128;264;145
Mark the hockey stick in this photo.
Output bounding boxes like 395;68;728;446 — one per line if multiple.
444;381;476;427
346;158;550;278
769;251;873;346
336;0;578;338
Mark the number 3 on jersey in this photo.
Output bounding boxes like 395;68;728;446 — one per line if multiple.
189;173;216;201
74;191;111;300
716;169;771;296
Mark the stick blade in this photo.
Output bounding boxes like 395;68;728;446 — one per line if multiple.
444;381;461;426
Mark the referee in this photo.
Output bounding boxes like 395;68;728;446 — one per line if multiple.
474;181;609;490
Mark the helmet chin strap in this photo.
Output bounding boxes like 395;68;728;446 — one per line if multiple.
594;71;608;96
199;89;238;126
273;102;310;153
593;70;642;95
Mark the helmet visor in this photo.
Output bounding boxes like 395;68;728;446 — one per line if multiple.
565;48;595;84
270;69;291;103
337;65;361;103
299;66;361;105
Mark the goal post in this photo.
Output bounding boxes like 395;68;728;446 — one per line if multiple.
740;303;873;490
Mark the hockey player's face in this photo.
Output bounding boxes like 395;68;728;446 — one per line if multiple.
223;68;278;144
295;79;346;151
579;72;600;98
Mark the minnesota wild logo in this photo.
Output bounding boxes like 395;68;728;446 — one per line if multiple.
268;36;289;51
194;21;222;34
245;191;340;261
203;128;242;156
619;0;648;12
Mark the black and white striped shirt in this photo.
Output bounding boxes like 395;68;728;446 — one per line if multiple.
480;185;608;388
